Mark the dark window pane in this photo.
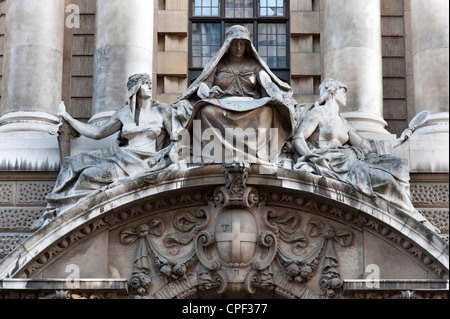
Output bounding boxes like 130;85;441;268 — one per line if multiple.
193;0;220;16
259;45;268;56
259;0;285;17
193;57;201;67
225;0;253;18
258;23;287;68
191;23;221;67
190;1;289;77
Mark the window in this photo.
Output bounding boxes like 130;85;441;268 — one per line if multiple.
258;23;287;68
191;23;221;68
259;0;285;16
225;0;253;18
189;0;289;83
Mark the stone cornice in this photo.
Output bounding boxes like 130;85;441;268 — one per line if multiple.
342;279;449;299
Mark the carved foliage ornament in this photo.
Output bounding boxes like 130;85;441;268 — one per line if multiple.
120;164;354;298
275;217;353;298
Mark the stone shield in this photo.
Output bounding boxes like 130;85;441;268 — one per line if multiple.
215;208;258;264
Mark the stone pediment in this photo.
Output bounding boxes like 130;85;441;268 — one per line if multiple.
0;164;448;299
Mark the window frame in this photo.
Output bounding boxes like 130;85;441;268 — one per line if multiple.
189;0;290;84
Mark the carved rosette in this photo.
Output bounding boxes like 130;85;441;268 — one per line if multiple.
119;164;355;298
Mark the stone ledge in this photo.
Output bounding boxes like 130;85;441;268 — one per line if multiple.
342;279;449;297
0;278;128;291
0;278;129;299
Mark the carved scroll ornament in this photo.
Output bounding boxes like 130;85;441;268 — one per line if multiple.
119;165;354;298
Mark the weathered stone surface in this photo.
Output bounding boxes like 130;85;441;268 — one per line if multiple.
0;1;448;301
92;0;154;115
0;165;447;299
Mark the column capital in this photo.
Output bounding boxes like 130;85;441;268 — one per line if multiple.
0;111;59;134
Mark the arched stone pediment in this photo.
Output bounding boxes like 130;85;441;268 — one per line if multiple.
0;164;448;299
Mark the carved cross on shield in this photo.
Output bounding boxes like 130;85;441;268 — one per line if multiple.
215;209;258;264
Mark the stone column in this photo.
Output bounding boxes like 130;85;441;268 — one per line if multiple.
321;0;391;137
92;0;154;120
0;0;65;171
410;0;449;134
406;0;449;172
70;0;155;155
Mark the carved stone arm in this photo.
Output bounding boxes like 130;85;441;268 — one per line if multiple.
52;102;80;161
347;125;374;152
59;107;122;140
292;136;312;157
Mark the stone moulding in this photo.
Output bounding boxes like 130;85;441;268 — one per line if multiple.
342;279;449;299
0;164;448;298
0;278;128;299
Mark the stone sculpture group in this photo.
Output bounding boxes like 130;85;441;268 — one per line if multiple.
33;25;435;233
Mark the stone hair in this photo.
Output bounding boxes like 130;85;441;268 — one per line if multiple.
127;73;152;92
319;78;348;95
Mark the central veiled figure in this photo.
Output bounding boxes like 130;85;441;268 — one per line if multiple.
172;25;297;166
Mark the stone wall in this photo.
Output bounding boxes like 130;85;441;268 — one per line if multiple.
0;174;55;262
154;0;189;105
62;0;96;122
381;0;409;136
0;0;6;108
290;0;321;105
411;175;450;243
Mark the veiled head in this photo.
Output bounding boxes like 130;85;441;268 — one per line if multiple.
225;25;251;42
226;25;252;57
127;73;152;98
